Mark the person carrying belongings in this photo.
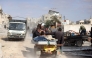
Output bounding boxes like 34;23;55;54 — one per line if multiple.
79;25;86;35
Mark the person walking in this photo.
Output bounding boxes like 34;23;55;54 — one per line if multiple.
53;28;64;53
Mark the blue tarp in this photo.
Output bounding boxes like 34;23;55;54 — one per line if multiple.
33;36;48;42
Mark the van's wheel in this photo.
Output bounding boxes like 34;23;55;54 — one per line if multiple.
8;38;12;41
76;40;83;47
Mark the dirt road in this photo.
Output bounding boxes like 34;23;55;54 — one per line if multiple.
0;30;91;58
0;30;35;58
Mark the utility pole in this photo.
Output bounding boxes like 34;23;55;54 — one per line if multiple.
64;16;65;20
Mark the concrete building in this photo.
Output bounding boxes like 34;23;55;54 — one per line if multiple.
89;19;92;24
62;19;73;25
30;17;41;25
76;20;84;24
42;10;62;23
76;18;92;24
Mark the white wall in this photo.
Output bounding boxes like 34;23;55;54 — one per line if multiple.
64;24;91;32
66;20;70;24
89;19;92;24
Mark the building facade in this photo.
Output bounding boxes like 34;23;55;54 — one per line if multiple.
62;19;74;25
0;6;10;27
42;10;62;23
76;18;92;24
76;20;84;24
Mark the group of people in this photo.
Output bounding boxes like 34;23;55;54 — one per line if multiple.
32;24;92;47
32;23;50;39
32;23;64;49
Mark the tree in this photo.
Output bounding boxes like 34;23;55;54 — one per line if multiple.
51;16;61;27
45;16;61;28
51;16;61;24
45;20;51;28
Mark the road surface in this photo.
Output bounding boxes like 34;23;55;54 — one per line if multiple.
0;29;91;58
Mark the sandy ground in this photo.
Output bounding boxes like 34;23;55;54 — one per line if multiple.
0;29;91;58
0;30;35;58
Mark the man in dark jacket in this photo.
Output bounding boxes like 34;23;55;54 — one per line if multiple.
53;28;64;54
54;28;64;49
32;27;41;38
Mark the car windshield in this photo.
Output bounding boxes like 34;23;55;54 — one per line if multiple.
9;23;26;30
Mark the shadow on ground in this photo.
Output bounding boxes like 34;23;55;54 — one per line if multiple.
22;47;37;58
1;38;24;42
22;47;57;58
